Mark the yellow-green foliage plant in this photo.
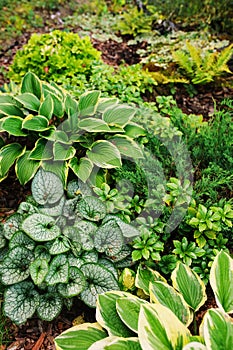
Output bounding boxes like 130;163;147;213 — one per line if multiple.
54;251;233;350
173;42;233;84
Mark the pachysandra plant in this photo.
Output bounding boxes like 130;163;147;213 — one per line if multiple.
0;72;145;186
54;251;233;350
0;169;140;325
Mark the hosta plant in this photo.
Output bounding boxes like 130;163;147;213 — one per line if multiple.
0;169;140;325
54;251;233;350
0;72;144;186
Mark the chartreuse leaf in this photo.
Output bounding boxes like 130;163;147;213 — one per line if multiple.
103;105;136;127
2;213;23;240
0;143;24;177
16;93;40;111
79;118;111;132
209;251;233;313
53;142;76;161
69;157;93;183
96;291;135;337
149;281;193;326
135;264;166;295
21;71;42;99
89;336;142;350
87;140;122;168
138;303;191;350
94;219;123;256
22;114;50;131
0;103;25;117
22;213;60;241
77;196;106;221
39;94;54;120
29;138;53;160
171;262;207;311
200;309;233;350
182;342;207;350
80;263;119;308
54;323;107;350
37;292;63;321
15;151;40;185
4;281;39;325
45;254;69;285
78;90;100;116
58;266;86;298
29;258;48;285
109;135;143;159
31;168;64;205
1;116;27;136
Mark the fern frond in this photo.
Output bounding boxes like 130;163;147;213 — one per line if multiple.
173;50;193;74
186;41;202;69
215;44;233;73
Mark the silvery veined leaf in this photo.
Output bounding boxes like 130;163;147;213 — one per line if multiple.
107;244;132;263
0;246;34;285
56;215;67;230
74;220;97;236
114;255;134;269
0;224;6;249
49;236;70;255
17;202;39;215
31;168;64;205
94;219;123;256
79;231;94;251
77;196;106;221
80;263;119;307
82;250;99;263
98;258;118;280
67;255;85;269
63;227;82;257
78;180;93;196
29;258;49;285
67;179;81;198
45;254;69;285
3;213;23;240
103;215;139;239
37;292;63;321
63;197;80;220
58;266;86;298
22;213;60;241
34;245;51;261
9;231;35;250
4;281;39;325
39;196;65;217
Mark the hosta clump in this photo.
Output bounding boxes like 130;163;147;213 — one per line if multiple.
0;170;139;325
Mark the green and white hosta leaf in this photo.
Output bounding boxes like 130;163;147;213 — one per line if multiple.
96;97;118;113
53;142;76;161
29;258;49;285
79;118;111;132
80;263;119;308
135;264;167;295
31;168;64;205
22;213;60;241
17;201;39;215
200;308;233;350
4;281;39;325
1;116;27;136
58;266;86;298
183;343;207;350
54;323;107;350
69;157;94;183
96;291;135;337
37;292;63;321
103;105;136;127
209;251;233;313
39;94;54;120
29;138;53;161
21;72;42;100
124;123;146;138
41;160;69;187
138;303;191;350
171;262;207;311
22;114;50;131
65;94;78;117
16;151;41;185
0;246;34;285
89;336;142;350
149;281;193;326
39;196;65;217
77;196;106;221
45;254;69;285
16;93;40;111
44;91;64;117
87;140;122;169
9;231;35;251
3;213;23;240
94;219;123;256
0;143;24;177
78;90;100;116
0;94;23;107
0;103;25;117
109;135;143;159
98;258;118;281
49;236;70;255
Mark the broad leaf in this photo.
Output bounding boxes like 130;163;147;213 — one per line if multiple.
135;264;166;295
69;157;94;183
78;91;100;116
65;94;79;117
16;93;40;111
22;213;60;241
96;97;118;113
17;201;39;215
77;196;106;221
0;143;24;177
39;94;54;120
89;336;142;350
87;140;122;169
58;266;86;298
1;116;27;136
3;213;23;240
22;114;49;131
37;292;63;321
94;219;123;256
29;138;53;160
29;258;49;285
98;258;118;281
109;135;143;159
41;160;69;187
124;123;146;138
9;231;35;251
39;197;65;217
44;91;64;117
49;236;70;255
0;103;25;117
21;72;42;99
15;151;41;185
53;142;76;161
103;105;136;127
79;118;111;132
183;343;207;350
45;254;69;285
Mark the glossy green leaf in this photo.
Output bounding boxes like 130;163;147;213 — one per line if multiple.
21;72;42;99
39;94;54;120
29;258;49;285
15;151;41;185
16;93;40;111
96;97;118;113
0;103;25;117
22;213;60;241
1;116;27;136
0;94;23;107
77;196;106;221
65;94;79;117
45;254;69;285
44;90;64;117
53;142;76;161
37;292;63;321
58;266;86;298
78;90;100;116
103;105;136;127
124;123;146;138
41;160;69;187
87;140;122;168
69;157;93;183
22;114;49;131
0;143;24;177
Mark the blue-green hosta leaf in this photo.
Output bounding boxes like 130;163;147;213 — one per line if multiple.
29;258;49;285
34;245;51;261
0;143;24;178
1;116;27;136
29;138;53;161
39;196;65;217
16;93;40;112
58;266;86;298
54;323;107;350
4;281;39;325
98;258;118;281
44;91;64;118
77;196;106;221
103;105;136;127
49;236;70;255
135;264;167;295
3;213;23;240
53;142;76;161
0;103;25;117
31;168;64;205
80;263;119;308
79;118;111;132
9;231;35;251
41;160;69;187
17;201;39;215
78;91;100;117
94;220;123;256
37;292;63;321
21;72;42;99
39;94;54;120
109;136;143;159
16;151;41;185
87;140;122;169
45;254;69;285
69;157;94;183
0;246;34;285
171;262;207;311
96;97;119;113
124;123;146;138
22;213;60;241
22;114;50;131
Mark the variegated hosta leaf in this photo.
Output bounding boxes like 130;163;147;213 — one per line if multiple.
0;142;24;178
4;281;39;325
16;93;40;112
98;258;118;281
58;266;86;298
29;258;49;285
77;196;106;221
39;94;54;120
109;135;143;159
39;196;65;217
94;220;123;256
0;246;34;285
49;236;70;255
182;342;207;350
90;336;142;350
22;213;61;241
78;90;101;117
21;71;42;100
87;140;122;169
31;168;64;205
17;201;39;215
135;264;167;295
103;105;136;127
80;263;119;308
3;213;23;240
9;231;35;251
37;292;63;321
15;151;41;185
45;254;69;285
34;245;51;261
96;97;118;113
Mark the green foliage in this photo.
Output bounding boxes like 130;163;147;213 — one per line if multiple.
132;230;164;262
172;237;205;266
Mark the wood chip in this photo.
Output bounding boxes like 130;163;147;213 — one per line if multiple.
31;333;46;350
